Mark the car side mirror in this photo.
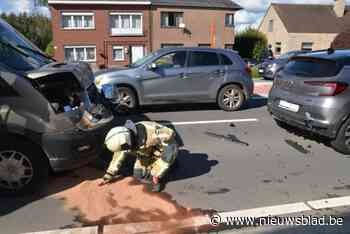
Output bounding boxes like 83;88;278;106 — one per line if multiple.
148;63;157;70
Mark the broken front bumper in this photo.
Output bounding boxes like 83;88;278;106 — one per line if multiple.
42;119;114;172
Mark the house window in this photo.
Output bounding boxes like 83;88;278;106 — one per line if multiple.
161;12;184;27
225;14;234;27
61;12;95;29
34;0;47;7
225;44;234;50
110;13;143;36
113;46;125;61
275;42;282;55
301;42;313;52
64;46;96;62
161;43;184;48
268;19;274;32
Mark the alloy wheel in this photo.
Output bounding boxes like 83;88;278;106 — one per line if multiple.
0;150;33;190
344;125;350;148
222;88;242;109
118;90;133;108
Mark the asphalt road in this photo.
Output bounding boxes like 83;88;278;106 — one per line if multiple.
2;98;350;234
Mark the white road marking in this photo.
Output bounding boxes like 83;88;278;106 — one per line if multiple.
23;226;98;234
215;195;350;224
219;202;311;219
162;119;259;126
307;195;350;210
24;195;350;233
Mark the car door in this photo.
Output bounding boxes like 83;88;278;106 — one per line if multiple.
140;50;188;103
182;50;223;101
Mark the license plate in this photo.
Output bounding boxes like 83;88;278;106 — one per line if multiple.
278;100;300;112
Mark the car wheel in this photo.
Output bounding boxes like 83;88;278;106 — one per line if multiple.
218;84;245;112
0;138;49;196
331;118;350;155
117;87;138;111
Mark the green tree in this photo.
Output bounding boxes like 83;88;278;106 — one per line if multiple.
234;28;268;60
45;41;54;57
0;12;52;52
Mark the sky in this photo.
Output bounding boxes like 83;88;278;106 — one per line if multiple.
0;0;349;30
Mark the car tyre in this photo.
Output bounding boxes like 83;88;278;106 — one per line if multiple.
218;84;245;112
331;118;350;155
116;87;138;112
0;138;49;196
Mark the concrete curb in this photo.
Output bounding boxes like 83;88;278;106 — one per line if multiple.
21;216;210;234
23;226;98;234
103;216;209;234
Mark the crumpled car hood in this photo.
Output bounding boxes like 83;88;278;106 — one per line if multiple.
25;62;94;89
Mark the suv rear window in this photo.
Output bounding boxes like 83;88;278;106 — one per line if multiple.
220;54;233;65
189;51;219;67
284;58;341;78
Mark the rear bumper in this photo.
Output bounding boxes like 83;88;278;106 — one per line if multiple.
268;104;335;138
267;90;347;139
42;119;115;172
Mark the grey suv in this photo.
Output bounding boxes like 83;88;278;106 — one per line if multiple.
259;50;307;80
0;19;114;195
95;47;254;111
268;49;350;154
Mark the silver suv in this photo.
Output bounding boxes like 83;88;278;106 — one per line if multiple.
95;47;254;112
268;49;350;154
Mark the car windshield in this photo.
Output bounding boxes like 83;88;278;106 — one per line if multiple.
0;18;53;72
129;52;156;68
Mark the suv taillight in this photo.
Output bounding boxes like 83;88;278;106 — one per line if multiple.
245;66;252;76
304;81;348;96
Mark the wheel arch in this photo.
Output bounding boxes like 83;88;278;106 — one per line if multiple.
0;131;51;171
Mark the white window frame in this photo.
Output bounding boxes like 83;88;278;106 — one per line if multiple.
301;42;313;51
64;45;96;62
112;46;125;61
109;12;143;36
61;12;95;30
225;14;234;27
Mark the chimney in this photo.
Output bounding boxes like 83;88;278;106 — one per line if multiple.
334;0;346;17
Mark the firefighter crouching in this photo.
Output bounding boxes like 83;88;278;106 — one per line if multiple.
102;120;178;192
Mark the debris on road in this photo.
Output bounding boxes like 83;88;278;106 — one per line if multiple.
205;131;249;146
52;167;212;234
285;139;310;154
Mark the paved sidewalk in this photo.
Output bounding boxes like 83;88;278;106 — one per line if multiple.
254;80;273;98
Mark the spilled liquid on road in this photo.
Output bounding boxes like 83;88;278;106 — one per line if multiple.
51;167;213;234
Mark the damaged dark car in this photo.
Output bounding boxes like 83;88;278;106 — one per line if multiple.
0;18;114;195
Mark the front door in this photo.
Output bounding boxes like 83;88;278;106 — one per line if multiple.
140;50;188;103
131;46;144;63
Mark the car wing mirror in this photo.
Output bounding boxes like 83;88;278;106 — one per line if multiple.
147;63;158;70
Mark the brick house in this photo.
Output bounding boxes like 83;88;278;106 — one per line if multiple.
259;0;350;57
48;0;241;69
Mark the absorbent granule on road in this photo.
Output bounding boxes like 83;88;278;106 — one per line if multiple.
52;167;212;234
